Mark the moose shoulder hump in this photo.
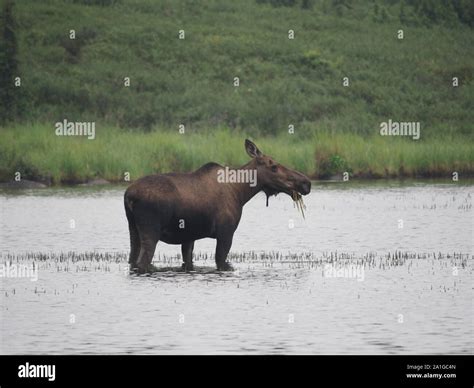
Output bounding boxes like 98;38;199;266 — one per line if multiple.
194;162;223;174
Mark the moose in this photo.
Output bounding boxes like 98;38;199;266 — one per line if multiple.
124;139;311;273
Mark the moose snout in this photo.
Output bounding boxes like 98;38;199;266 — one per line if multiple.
299;179;311;195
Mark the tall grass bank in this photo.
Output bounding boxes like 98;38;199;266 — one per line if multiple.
0;126;472;185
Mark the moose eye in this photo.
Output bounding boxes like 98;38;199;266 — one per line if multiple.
271;165;278;173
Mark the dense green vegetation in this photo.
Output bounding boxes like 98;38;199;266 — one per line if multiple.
0;0;20;123
2;0;473;134
1;125;472;183
0;0;472;183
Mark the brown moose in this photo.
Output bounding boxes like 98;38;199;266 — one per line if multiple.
124;139;311;273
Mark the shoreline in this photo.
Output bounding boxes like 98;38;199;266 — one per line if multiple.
1;125;472;187
2;174;473;190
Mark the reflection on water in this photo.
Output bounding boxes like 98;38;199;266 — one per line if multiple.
0;181;472;354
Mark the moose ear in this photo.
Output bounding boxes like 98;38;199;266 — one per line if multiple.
245;139;263;158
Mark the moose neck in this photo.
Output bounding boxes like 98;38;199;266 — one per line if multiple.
226;160;264;206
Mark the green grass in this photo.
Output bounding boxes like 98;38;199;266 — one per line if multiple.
1;0;472;183
0;125;472;184
3;0;474;136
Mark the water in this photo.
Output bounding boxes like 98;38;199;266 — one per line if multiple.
0;180;472;354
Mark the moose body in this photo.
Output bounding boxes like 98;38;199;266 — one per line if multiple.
125;140;311;273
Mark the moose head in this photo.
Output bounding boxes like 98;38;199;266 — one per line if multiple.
244;139;311;206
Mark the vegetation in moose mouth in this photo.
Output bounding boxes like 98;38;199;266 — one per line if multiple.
292;190;306;219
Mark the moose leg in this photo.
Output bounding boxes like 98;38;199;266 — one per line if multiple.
136;227;160;274
181;241;195;271
125;206;140;270
215;235;234;271
127;220;141;270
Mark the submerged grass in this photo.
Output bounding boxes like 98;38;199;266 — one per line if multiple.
0;124;472;184
0;251;470;273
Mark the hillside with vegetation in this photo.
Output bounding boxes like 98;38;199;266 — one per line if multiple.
0;0;473;183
